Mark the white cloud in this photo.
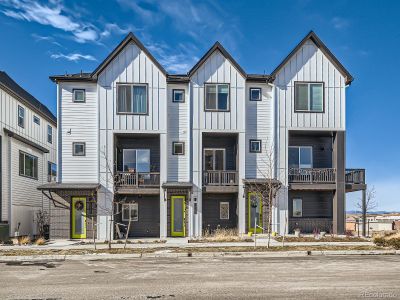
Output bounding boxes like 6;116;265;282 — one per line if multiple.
331;17;349;30
50;53;96;62
101;23;132;38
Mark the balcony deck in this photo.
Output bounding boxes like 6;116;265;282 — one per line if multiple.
115;172;160;194
202;170;238;193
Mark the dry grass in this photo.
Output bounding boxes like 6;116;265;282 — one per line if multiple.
34;237;46;246
373;231;400;249
18;236;31;245
274;236;369;243
190;228;252;243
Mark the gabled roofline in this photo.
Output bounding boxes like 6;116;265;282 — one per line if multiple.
188;42;247;78
91;32;167;78
270;31;354;85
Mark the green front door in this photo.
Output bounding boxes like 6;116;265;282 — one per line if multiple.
71;197;87;239
248;192;262;233
171;196;185;237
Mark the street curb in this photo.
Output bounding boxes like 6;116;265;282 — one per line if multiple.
0;250;399;262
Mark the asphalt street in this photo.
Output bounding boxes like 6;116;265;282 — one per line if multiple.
0;255;399;299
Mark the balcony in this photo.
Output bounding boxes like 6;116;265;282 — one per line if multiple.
289;168;336;184
115;172;160;194
203;170;238;186
345;169;365;184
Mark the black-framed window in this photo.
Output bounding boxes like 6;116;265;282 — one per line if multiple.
73;89;86;102
249;88;262;101
18;105;25;128
172;142;185;155
47;125;53;144
33;115;40;125
117;84;148;114
73;142;86;156
19;151;38;180
172;89;185;103
293;198;303;217
288;146;313;169
205;84;229;111
249;140;262;153
48;161;57;182
294;82;324;112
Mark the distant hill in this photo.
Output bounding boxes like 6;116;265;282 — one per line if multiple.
347;210;400;215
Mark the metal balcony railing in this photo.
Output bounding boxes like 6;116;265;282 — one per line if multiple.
288;168;336;183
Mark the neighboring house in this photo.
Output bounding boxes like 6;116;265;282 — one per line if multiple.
42;31;365;240
0;71;57;237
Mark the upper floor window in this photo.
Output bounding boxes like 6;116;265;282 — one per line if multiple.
289;146;313;169
47;125;53;144
73;89;86;102
249;140;262;153
18;105;25;128
117;84;147;114
48;162;57;182
173;89;185;103
294;82;324;112
123;149;150;172
19;151;38;180
249;88;262;101
172;142;185;155
33;115;40;125
73;142;86;156
205;84;229;111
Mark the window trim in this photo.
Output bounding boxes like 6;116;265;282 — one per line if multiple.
116;83;149;115
172;142;185;155
122;203;139;221
73;142;86;156
18;105;25;128
122;149;150;172
47;161;57;182
249;139;262;153
292;198;303;217
47;125;53;144
204;83;230;112
220;201;230;220
203;148;226;170
172;89;185;103
294;81;325;113
73;89;86;103
19;151;38;180
249;87;262;101
288;146;313;169
33;115;40;125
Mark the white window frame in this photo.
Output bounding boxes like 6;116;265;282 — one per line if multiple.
293;198;303;217
288;146;313;169
249;87;262;101
73;89;86;102
172;142;185;155
47;125;53;144
204;83;230;112
172;89;185;103
18;105;25;128
19;151;38;180
73;142;86;156
122;203;139;221
116;83;148;115
33;115;40;125
249;140;262;153
203;148;226;170
47;161;57;182
294;82;324;112
220;202;230;220
122;149;150;172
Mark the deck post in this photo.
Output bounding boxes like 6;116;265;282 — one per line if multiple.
333;131;346;235
362;188;367;237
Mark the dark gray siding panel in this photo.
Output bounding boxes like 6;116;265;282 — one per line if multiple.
289;191;333;218
202;135;237;170
289;135;333;168
202;193;237;232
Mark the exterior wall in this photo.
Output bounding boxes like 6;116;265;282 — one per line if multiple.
202;193;237;232
275;39;347;234
0;86;57;236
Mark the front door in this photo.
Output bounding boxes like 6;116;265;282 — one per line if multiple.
171;196;185;237
248;192;262;233
71;197;87;239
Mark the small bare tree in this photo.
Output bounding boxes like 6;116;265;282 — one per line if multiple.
356;186;377;213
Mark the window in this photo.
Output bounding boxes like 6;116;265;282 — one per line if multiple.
172;142;185;155
205;84;229;111
122;203;138;221
204;148;225;171
19;151;38;180
73;89;86;102
33;115;40;125
117;84;147;114
293;198;302;217
73;142;86;156
123;149;150;172
48;162;57;182
289;146;313;168
295;82;324;112
220;202;229;220
249;88;262;101
47;125;53;144
18;105;25;128
249;140;262;153
173;89;185;103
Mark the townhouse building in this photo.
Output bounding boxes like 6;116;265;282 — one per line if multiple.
41;31;366;240
0;71;57;237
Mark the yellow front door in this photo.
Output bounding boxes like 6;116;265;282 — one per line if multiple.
171;196;185;237
71;197;87;239
248;192;262;233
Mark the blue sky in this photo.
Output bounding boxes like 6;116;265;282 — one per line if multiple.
0;0;399;211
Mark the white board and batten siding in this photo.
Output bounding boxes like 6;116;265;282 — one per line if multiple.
167;84;190;182
59;82;98;183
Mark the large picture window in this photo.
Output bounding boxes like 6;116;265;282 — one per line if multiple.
19;151;38;180
123;149;150;172
205;84;229;111
117;84;147;114
289;146;313;169
294;82;324;112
